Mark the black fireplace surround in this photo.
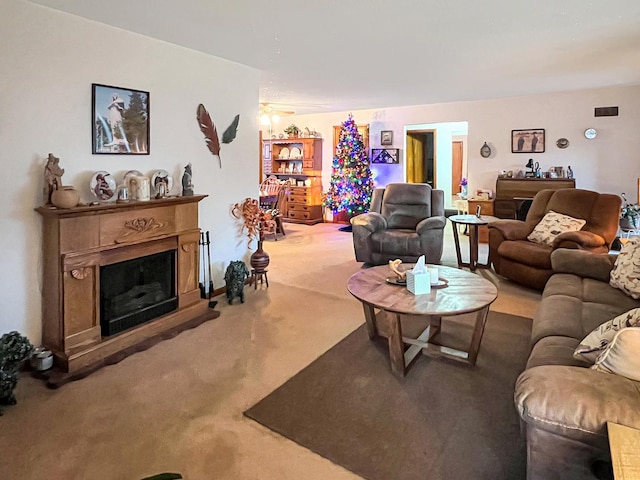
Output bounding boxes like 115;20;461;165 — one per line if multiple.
100;250;177;337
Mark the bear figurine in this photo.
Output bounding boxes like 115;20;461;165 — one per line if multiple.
224;261;250;304
0;331;34;415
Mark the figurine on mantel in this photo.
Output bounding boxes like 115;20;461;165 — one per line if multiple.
43;153;80;209
43;153;64;204
182;163;194;196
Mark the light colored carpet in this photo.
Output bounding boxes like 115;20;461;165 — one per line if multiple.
2;222;540;479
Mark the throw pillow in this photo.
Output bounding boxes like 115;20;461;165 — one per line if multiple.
527;210;586;246
591;327;640;382
574;308;640;363
610;238;640;299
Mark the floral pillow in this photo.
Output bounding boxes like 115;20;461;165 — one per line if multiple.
574;308;640;363
591;328;640;382
527;210;586;247
610;238;640;298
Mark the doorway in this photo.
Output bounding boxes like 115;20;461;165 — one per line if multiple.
452;141;463;195
404;121;468;208
406;130;435;186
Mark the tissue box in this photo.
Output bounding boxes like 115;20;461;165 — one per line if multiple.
406;269;431;295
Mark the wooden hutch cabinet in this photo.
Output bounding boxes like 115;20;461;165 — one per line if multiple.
262;137;324;224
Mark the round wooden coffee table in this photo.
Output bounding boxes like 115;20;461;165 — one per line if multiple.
347;265;497;377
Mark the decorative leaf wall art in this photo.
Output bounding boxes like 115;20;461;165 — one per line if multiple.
196;104;240;168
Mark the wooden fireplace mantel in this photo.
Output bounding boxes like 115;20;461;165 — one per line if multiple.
36;195;216;381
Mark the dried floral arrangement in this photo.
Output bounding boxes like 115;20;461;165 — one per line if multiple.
231;198;277;244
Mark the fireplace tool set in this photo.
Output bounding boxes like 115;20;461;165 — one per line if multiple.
199;231;218;309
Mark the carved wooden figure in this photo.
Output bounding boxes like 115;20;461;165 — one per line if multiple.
44;153;64;204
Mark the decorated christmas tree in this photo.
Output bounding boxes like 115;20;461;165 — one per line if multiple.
324;114;374;218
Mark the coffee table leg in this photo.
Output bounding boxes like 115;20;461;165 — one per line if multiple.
388;313;406;377
467;305;490;366
428;316;442;342
361;302;378;339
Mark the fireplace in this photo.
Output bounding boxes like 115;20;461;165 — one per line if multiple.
37;195;218;380
100;250;177;336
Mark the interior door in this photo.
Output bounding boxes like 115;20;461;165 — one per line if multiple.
406;131;435;185
452;141;463;194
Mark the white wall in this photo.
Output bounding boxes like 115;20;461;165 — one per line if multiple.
0;0;259;340
283;86;640;209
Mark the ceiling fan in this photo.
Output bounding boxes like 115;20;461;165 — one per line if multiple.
260;102;295;116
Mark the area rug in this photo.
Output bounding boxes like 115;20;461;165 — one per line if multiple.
244;311;532;480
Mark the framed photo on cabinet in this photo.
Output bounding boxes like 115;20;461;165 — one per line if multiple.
511;128;545;153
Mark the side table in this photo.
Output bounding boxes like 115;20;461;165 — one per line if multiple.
449;214;498;272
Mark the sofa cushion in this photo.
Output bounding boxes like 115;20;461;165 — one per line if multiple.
381;184;433;229
370;229;422;256
532;293;584;345
592;327;640;381
574;308;640;363
497;240;553;269
538;274;640;344
610;238;640;299
527;210;586;246
526;336;590;369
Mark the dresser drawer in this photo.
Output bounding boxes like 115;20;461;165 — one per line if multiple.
286;205;322;221
288;210;312;220
288;194;313;204
287;204;314;213
289;186;311;196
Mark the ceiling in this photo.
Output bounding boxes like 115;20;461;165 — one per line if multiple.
30;0;640;115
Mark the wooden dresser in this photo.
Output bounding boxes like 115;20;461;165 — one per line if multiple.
494;177;576;219
286;183;323;224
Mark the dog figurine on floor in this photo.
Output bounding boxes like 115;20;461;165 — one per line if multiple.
225;261;250;304
0;331;34;415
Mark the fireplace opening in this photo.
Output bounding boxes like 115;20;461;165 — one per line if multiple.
100;250;177;337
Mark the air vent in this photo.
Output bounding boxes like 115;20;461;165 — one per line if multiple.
594;106;618;117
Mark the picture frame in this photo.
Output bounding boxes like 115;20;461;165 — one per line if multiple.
380;130;393;146
92;83;150;155
511;128;545;153
371;148;400;164
263;142;271;159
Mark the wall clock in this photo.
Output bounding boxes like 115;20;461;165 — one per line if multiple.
480;142;491;158
556;138;569;149
584;128;597;139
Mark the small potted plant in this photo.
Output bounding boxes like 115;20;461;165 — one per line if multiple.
284;124;300;138
459;177;468;198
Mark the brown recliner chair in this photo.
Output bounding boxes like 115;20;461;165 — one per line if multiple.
488;188;621;291
350;183;446;265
